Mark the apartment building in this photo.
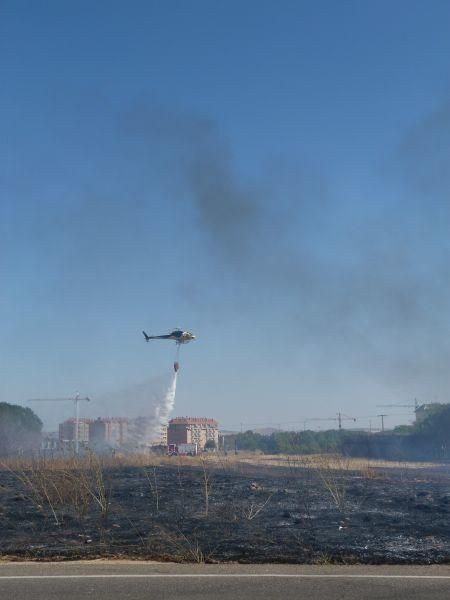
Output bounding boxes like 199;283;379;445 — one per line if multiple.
89;417;129;446
58;418;90;444
168;417;219;449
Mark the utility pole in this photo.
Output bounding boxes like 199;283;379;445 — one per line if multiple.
377;414;387;433
376;402;419;427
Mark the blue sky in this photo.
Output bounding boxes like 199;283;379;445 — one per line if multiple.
2;0;450;431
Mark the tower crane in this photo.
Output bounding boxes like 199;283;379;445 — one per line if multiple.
28;393;91;454
336;412;356;430
376;399;419;411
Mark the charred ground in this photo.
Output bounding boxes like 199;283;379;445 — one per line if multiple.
1;457;449;564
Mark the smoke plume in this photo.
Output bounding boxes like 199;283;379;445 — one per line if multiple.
152;371;177;442
121;100;450;392
126;371;178;447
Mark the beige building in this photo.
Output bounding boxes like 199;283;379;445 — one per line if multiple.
168;417;219;449
59;418;90;444
89;417;128;446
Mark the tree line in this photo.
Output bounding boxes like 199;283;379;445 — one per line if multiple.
225;403;450;461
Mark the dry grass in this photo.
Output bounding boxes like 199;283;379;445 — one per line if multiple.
0;453;112;523
144;466;160;514
235;453;441;471
241;494;273;520
200;456;213;517
0;450;439;476
152;527;207;563
1;448;447;563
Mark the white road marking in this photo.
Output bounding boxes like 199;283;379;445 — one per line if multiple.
0;574;449;580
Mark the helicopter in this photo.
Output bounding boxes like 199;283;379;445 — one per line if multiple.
142;329;196;345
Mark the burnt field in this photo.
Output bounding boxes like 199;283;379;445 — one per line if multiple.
1;456;450;564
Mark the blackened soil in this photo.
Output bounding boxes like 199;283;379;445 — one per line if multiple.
1;462;450;563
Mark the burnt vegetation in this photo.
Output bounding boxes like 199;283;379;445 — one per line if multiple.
1;403;450;563
1;455;450;564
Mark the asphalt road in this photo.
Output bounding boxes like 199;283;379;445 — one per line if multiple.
1;562;450;599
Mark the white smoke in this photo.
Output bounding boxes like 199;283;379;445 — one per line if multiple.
156;371;178;428
127;371;178;447
85;369;178;449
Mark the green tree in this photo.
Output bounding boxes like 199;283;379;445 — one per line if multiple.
411;404;450;457
0;402;42;456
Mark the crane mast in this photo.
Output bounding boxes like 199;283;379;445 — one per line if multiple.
28;393;91;454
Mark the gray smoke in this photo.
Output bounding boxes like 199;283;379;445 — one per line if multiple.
121;100;450;391
121;105;261;262
398;101;450;204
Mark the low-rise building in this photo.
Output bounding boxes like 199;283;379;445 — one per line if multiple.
41;431;60;452
168;417;219;450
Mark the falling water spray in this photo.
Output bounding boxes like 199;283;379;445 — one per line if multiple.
156;371;178;430
130;341;187;447
147;347;181;444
